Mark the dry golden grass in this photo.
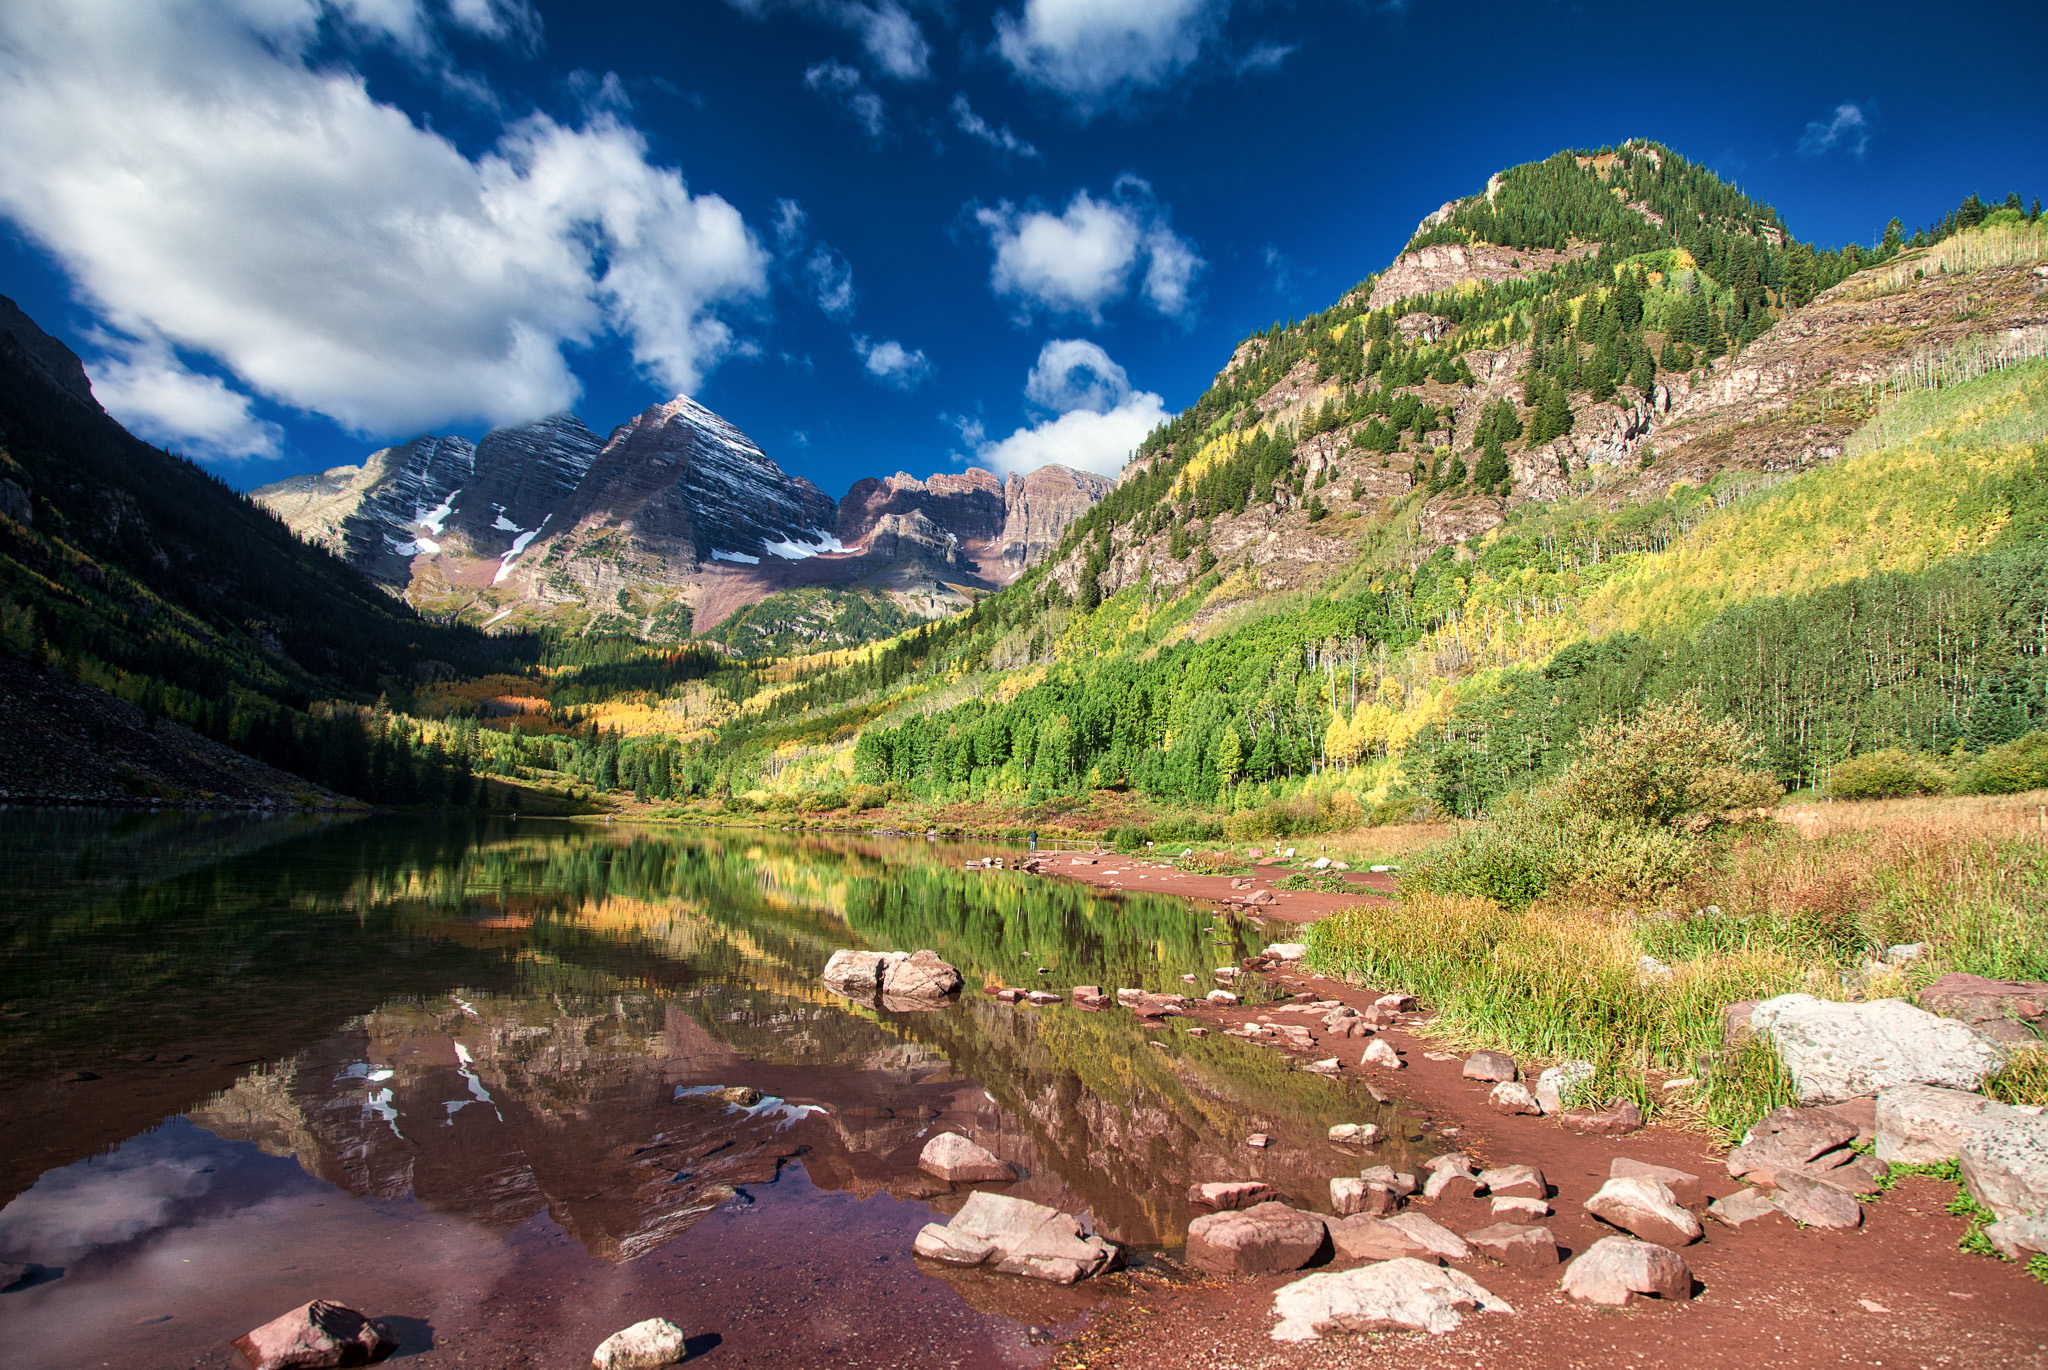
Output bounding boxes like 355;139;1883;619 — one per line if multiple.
1777;788;2048;840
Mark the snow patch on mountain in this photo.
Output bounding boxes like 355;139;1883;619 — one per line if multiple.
418;490;459;534
712;549;761;565
763;530;847;560
494;515;549;584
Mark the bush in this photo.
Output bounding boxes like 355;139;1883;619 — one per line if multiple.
1558;697;1780;830
1957;730;2048;795
1827;748;1952;800
1401;786;1701;912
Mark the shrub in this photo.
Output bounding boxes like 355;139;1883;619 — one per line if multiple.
1180;848;1252;875
1957;730;2048;795
1401;787;1702;911
1827;748;1953;800
1557;697;1780;830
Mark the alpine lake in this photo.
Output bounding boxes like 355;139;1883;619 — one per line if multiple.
0;811;1427;1368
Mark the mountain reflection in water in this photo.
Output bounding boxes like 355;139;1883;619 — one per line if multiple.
0;814;1420;1368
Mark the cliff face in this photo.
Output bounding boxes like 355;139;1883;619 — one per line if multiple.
255;406;1110;642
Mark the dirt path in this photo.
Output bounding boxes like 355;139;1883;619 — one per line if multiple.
1028;851;1397;924
1022;869;2048;1369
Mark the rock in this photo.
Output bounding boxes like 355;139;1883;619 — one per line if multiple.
1462;1050;1518;1082
1611;1158;1703;1205
1374;993;1416;1012
1072;984;1102;1000
1562;1099;1645;1136
703;1085;761;1107
1464;1222;1560;1268
1959;1110;2048;1222
1723;999;1761;1044
1270;1259;1513;1341
1489;1081;1542;1116
1360;1165;1418;1197
1206;989;1242;1006
591;1319;687;1370
1918;973;2048;1047
918;1132;1015;1183
1885;943;1925;965
1534;1061;1595;1114
1329;1215;1433;1262
1421;1152;1473;1174
1770;1172;1862;1228
1304;1057;1342;1076
1984;1214;2048;1262
915;1191;1117;1284
1265;941;1307;960
1476;1164;1546;1199
1188;1181;1277;1210
1582;1176;1703;1246
1490;1196;1550;1221
1813;1096;1879;1146
1362;1039;1404;1069
232;1301;398;1370
880;949;961;999
1726;1106;1860;1184
1749;994;2008;1102
1185;1201;1328;1275
1312;856;1332;869
1707;1188;1784;1228
1423;1164;1479;1201
1383;1213;1471;1261
1559;1236;1694;1306
1813;1152;1887;1194
1328;1122;1380;1144
1024;991;1061;1006
821;948;907;996
1330;1177;1387;1217
1875;1085;2019;1165
1245;889;1277;906
995;988;1025;1003
1246;1133;1270;1148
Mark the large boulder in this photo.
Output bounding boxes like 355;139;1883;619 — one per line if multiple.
912;1191;1116;1284
592;1319;687;1370
1186;1201;1328;1275
821;949;907;996
1726;1105;1860;1185
1582;1176;1702;1247
1918;974;2048;1047
1329;1215;1432;1262
1270;1259;1514;1341
918;1132;1015;1183
1462;1050;1519;1082
1960;1111;2048;1222
1560;1237;1694;1306
232;1301;398;1370
1875;1085;2023;1165
1748;995;2007;1103
882;949;963;1000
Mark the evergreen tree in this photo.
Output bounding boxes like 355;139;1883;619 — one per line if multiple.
1473;437;1510;495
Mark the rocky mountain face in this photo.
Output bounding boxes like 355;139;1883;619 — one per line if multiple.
254;400;1106;643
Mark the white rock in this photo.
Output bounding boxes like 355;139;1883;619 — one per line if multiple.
1875;1084;2021;1165
1559;1236;1693;1306
1749;995;2007;1103
1885;943;1925;965
1271;1259;1513;1341
1534;1061;1595;1114
1362;1039;1404;1069
1960;1110;2048;1222
592;1318;687;1370
1265;943;1308;961
1383;1212;1470;1260
1984;1214;2048;1261
1581;1176;1702;1247
1206;989;1242;1005
1312;856;1332;870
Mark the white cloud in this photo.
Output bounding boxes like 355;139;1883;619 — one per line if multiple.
727;1;931;80
974;179;1203;322
87;334;285;460
1799;102;1871;159
993;0;1221;115
0;0;770;449
951;93;1040;160
772;198;857;319
855;335;934;389
1234;40;1294;75
445;0;542;49
969;338;1165;478
1023;337;1128;413
805;59;887;139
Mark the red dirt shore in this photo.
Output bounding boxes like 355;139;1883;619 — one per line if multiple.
1027;866;2048;1370
1032;851;1396;923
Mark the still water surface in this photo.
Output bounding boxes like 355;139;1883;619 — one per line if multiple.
0;812;1414;1368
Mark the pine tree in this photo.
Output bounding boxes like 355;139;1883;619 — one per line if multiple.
1473;438;1510;495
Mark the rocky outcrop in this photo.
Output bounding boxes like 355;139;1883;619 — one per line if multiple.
1364;241;1590;312
253;434;477;586
995;465;1112;573
836;470;1007;547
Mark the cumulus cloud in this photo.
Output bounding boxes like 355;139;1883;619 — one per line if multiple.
87;334;285;461
993;0;1221;115
0;0;770;448
805;59;887;138
727;0;931;80
772;199;857;319
1799;102;1871;159
974;177;1203;322
445;0;542;49
951;93;1040;160
855;335;934;389
969;338;1165;478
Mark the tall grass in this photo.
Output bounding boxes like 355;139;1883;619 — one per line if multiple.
1306;801;2048;1137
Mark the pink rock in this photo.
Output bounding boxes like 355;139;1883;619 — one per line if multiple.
1188;1181;1277;1210
1186;1202;1328;1275
233;1300;397;1370
1582;1176;1702;1247
918;1133;1016;1183
1489;1081;1542;1116
1560;1236;1694;1306
1465;1222;1559;1268
1462;1050;1519;1082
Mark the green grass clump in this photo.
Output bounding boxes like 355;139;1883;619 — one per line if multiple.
1984;1049;2048;1107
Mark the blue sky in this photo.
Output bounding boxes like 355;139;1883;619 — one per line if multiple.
1;1;2042;498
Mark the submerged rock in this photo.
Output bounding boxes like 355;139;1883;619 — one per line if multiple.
591;1319;687;1370
1270;1259;1513;1341
882;949;963;999
232;1300;397;1370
